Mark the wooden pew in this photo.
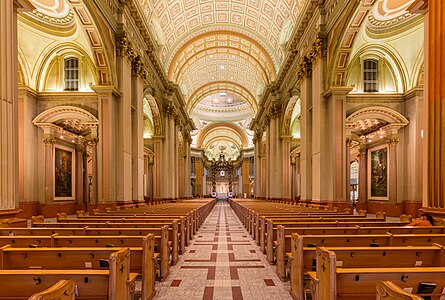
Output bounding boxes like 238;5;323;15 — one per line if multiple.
308;247;445;300
33;219;187;253
0;248;136;300
0;233;156;299
289;241;445;300
3;224;182;264
263;220;409;263
28;279;76;300
376;281;423;300
260;218;408;255
0;232;171;282
275;226;445;280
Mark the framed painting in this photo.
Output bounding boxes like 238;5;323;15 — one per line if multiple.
54;146;75;200
368;145;388;200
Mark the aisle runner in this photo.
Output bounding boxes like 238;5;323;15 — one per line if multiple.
154;201;292;300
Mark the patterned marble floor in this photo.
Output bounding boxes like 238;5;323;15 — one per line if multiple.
154;200;292;300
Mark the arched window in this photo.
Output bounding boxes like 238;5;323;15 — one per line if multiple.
64;57;79;91
363;59;378;92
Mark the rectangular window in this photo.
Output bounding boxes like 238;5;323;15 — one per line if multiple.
363;59;378;92
64;58;79;91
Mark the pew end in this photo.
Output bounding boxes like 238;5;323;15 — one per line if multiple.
376;281;423;300
28;279;76;300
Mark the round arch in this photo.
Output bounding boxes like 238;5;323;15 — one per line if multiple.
35;42;99;92
143;91;162;136
282;94;301;136
196;122;249;148
187;81;258;114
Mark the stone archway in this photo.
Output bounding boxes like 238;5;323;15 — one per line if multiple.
32;105;98;213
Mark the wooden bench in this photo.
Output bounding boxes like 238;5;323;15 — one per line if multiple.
308;247;445;300
263;220;409;263
4;224;182;264
28;279;76;300
0;233;156;299
0;248;137;300
0;232;171;282
289;242;445;300
275;226;445;280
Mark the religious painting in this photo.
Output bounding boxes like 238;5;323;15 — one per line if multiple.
54;146;74;199
368;145;388;200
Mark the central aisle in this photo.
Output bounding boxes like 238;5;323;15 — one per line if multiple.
154;200;292;300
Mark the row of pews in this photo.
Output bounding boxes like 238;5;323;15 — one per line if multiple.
229;198;445;300
0;199;216;299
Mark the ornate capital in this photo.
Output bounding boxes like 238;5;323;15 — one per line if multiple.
387;137;399;146
116;36;129;57
131;55;143;76
297;55;313;82
164;101;176;119
267;103;280;120
43;137;56;146
89;137;99;146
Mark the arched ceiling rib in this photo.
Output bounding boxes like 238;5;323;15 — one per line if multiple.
149;0;295;69
187;81;257;113
178;51;267;103
137;0;307;155
168;31;276;83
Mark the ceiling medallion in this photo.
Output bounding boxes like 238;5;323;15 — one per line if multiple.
372;0;415;21
29;0;74;25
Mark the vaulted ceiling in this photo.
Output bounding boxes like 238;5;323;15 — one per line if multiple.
139;0;305;159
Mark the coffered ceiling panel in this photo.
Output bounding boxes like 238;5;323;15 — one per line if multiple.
148;0;294;71
168;32;275;83
178;52;266;103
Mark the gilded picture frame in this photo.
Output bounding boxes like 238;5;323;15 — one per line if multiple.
368;145;389;200
54;146;75;200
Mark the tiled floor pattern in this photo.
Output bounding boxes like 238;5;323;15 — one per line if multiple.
154;200;292;300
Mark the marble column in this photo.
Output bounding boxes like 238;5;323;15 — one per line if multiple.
300;74;312;202
202;166;206;197
358;147;368;206
131;65;145;204
0;0;33;211
311;53;328;204
323;87;352;208
116;37;134;205
265;122;271;199
17;87;38;210
43;134;55;204
268;103;282;199
153;137;162;201
75;144;85;206
253;135;262;198
90;138;98;205
425;0;445;208
91;86;119;206
387;136;398;204
282;137;291;201
83;145;89;205
296;153;301;200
